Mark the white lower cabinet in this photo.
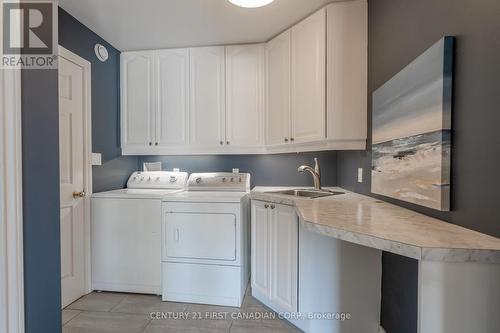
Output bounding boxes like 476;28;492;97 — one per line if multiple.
251;199;382;333
251;201;298;313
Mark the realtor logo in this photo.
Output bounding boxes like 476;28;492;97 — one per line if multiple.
2;1;57;69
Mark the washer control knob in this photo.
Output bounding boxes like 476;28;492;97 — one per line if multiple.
170;176;177;183
222;177;226;183
156;177;161;182
196;177;202;184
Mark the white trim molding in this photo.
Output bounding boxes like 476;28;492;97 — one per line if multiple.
0;52;25;333
1;1;25;331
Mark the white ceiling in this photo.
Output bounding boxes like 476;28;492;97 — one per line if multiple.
59;0;335;51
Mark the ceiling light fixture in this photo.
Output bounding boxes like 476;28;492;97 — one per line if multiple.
228;0;275;9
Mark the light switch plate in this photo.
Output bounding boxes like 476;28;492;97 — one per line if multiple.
92;153;102;166
357;168;363;183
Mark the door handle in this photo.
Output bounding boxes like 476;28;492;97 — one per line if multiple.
73;191;86;199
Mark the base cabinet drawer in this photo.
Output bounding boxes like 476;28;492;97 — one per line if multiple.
162;262;243;307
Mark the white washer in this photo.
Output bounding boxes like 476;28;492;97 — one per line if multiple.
91;171;188;294
161;172;251;307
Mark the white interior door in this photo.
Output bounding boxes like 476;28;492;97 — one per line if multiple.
59;50;88;308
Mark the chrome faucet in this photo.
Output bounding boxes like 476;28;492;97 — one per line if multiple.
298;158;321;190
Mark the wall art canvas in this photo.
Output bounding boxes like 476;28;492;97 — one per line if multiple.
371;36;453;211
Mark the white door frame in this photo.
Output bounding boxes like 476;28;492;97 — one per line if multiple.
58;45;93;294
1;1;25;331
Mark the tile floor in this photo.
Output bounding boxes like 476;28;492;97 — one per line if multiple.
63;287;302;332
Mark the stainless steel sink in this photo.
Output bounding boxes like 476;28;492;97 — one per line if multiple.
266;189;344;199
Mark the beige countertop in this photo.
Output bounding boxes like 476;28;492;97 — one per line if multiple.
250;186;500;264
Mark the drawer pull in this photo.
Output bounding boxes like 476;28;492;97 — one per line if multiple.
175;228;180;242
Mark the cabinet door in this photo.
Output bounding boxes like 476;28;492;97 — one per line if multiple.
291;8;326;143
156;49;190;146
269;204;298;313
121;51;155;148
265;30;291;146
327;1;367;141
225;44;264;147
251;201;270;297
189;47;226;147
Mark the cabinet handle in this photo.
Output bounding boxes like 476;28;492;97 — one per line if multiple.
264;204;269;209
155;142;158;146
175;228;179;242
149;142;152;146
284;138;289;142
226;141;230;145
270;204;275;209
220;141;224;145
290;138;295;142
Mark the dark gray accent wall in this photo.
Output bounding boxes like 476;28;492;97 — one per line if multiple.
337;1;500;332
59;7;121;163
92;156;139;193
59;7;139;191
139;151;337;188
22;69;61;333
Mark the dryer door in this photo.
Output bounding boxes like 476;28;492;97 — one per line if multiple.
164;212;236;261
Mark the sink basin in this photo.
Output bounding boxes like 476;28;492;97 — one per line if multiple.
266;189;344;199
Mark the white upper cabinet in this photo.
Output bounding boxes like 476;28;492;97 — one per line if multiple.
120;3;367;155
156;49;190;146
189;46;226;147
327;0;368;143
265;30;291;146
121;51;155;148
291;8;326;144
225;44;265;147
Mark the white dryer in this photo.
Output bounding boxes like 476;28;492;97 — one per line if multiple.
91;171;188;294
161;172;251;307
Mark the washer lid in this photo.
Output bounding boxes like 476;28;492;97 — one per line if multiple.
92;188;184;199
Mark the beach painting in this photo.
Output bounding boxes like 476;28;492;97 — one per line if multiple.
371;37;453;211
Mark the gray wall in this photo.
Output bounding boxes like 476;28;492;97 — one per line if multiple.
59;8;121;163
22;69;62;333
59;8;139;193
337;0;500;332
139;151;337;188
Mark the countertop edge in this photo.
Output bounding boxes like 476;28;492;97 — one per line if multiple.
249;188;500;264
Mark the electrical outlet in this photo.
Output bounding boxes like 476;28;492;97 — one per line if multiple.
91;153;102;166
357;168;363;183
